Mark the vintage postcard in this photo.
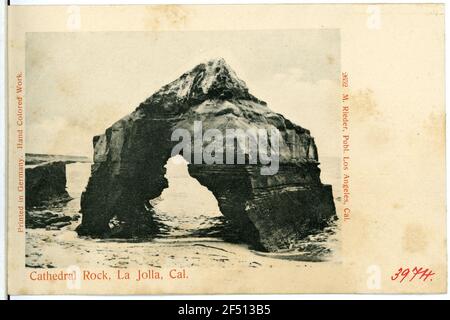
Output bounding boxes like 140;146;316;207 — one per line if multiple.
6;4;446;295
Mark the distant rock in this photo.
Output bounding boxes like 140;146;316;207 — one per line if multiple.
25;161;72;209
25;153;91;166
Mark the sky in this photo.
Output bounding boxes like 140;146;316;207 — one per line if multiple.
26;30;340;159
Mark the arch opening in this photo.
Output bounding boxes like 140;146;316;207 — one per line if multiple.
148;155;238;242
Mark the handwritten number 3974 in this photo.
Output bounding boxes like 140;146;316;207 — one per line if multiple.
391;267;435;283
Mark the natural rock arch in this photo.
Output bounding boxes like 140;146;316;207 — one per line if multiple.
77;58;336;252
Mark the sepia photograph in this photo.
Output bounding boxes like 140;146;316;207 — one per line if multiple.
24;30;341;270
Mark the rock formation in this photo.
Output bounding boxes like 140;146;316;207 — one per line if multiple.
25;210;72;229
77;58;336;251
26;161;72;208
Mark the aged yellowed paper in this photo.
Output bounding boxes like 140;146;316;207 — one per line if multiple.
7;4;446;294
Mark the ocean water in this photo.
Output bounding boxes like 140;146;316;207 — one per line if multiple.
26;158;341;269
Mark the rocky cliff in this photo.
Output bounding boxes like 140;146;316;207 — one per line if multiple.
77;58;336;251
26;161;72;208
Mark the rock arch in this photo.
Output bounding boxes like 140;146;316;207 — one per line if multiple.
77;58;336;252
